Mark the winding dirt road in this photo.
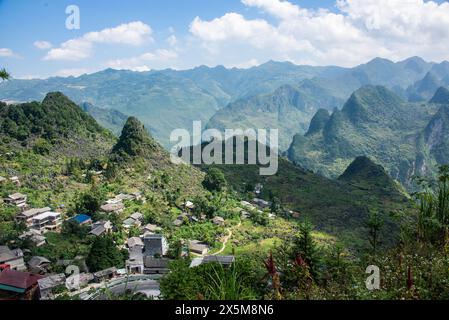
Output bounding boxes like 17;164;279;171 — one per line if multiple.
212;221;241;255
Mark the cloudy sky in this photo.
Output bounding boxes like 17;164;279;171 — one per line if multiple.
1;0;449;79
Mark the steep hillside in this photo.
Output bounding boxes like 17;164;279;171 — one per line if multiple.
206;57;441;151
80;102;128;136
429;87;449;104
0;94;206;230
407;62;449;101
338;156;404;194
421;105;449;165
0;92;115;158
288;86;441;187
110;116;205;195
199;149;408;248
111;117;169;165
407;72;443;102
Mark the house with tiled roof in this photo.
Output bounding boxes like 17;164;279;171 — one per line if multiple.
0;269;43;300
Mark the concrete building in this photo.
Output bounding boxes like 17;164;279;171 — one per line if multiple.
144;234;168;257
0;246;26;271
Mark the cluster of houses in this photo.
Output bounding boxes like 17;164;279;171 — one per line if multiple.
172;201;226;228
4;192;27;210
123;212;144;229
68;214;114;237
239;198;279;220
0;245;62;300
13;206;63;247
100;192;143;215
0;198;63;247
0;183;241;300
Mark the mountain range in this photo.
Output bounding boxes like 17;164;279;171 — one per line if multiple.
288;85;449;188
0;92;409;248
2;57;448;151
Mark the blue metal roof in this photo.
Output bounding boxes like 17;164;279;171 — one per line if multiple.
72;214;91;224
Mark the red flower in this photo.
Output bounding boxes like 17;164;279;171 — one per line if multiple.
263;251;277;277
295;255;307;268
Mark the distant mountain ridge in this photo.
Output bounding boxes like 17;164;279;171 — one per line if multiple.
206;57;449;150
0;62;334;149
80;102;128;136
206;82;343;150
2;57;448;151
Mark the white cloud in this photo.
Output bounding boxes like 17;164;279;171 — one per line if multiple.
106;49;179;71
0;48;14;57
166;35;178;47
44;21;153;61
188;0;449;67
34;41;52;50
190;13;308;52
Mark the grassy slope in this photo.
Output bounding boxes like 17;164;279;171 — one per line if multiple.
201;157;409;249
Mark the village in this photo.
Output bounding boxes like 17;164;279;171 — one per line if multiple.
0;174;282;300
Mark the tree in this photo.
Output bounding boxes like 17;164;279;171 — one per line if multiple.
367;210;384;256
75;186;105;215
413;166;449;245
202;168;227;193
270;196;282;215
294;220;320;279
0;68;10;81
250;209;270;226
62;219;89;238
104;161;118;181
86;235;125;272
192;195;217;219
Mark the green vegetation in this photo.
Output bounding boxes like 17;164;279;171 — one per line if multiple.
207;83;343;150
0;92;115;158
32;232;91;262
0;68;10;81
160;258;264;300
112;117;159;159
202;155;408;250
80;102;128;136
86;235;126;272
2;84;449;300
288;85;444;189
74;185;105;216
202;168;227;193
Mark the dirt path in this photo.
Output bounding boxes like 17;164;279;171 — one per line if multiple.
212;221;241;255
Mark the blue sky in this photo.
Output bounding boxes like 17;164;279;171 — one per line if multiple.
1;0;449;79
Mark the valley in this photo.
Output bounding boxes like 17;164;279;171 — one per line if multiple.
1;57;449;301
